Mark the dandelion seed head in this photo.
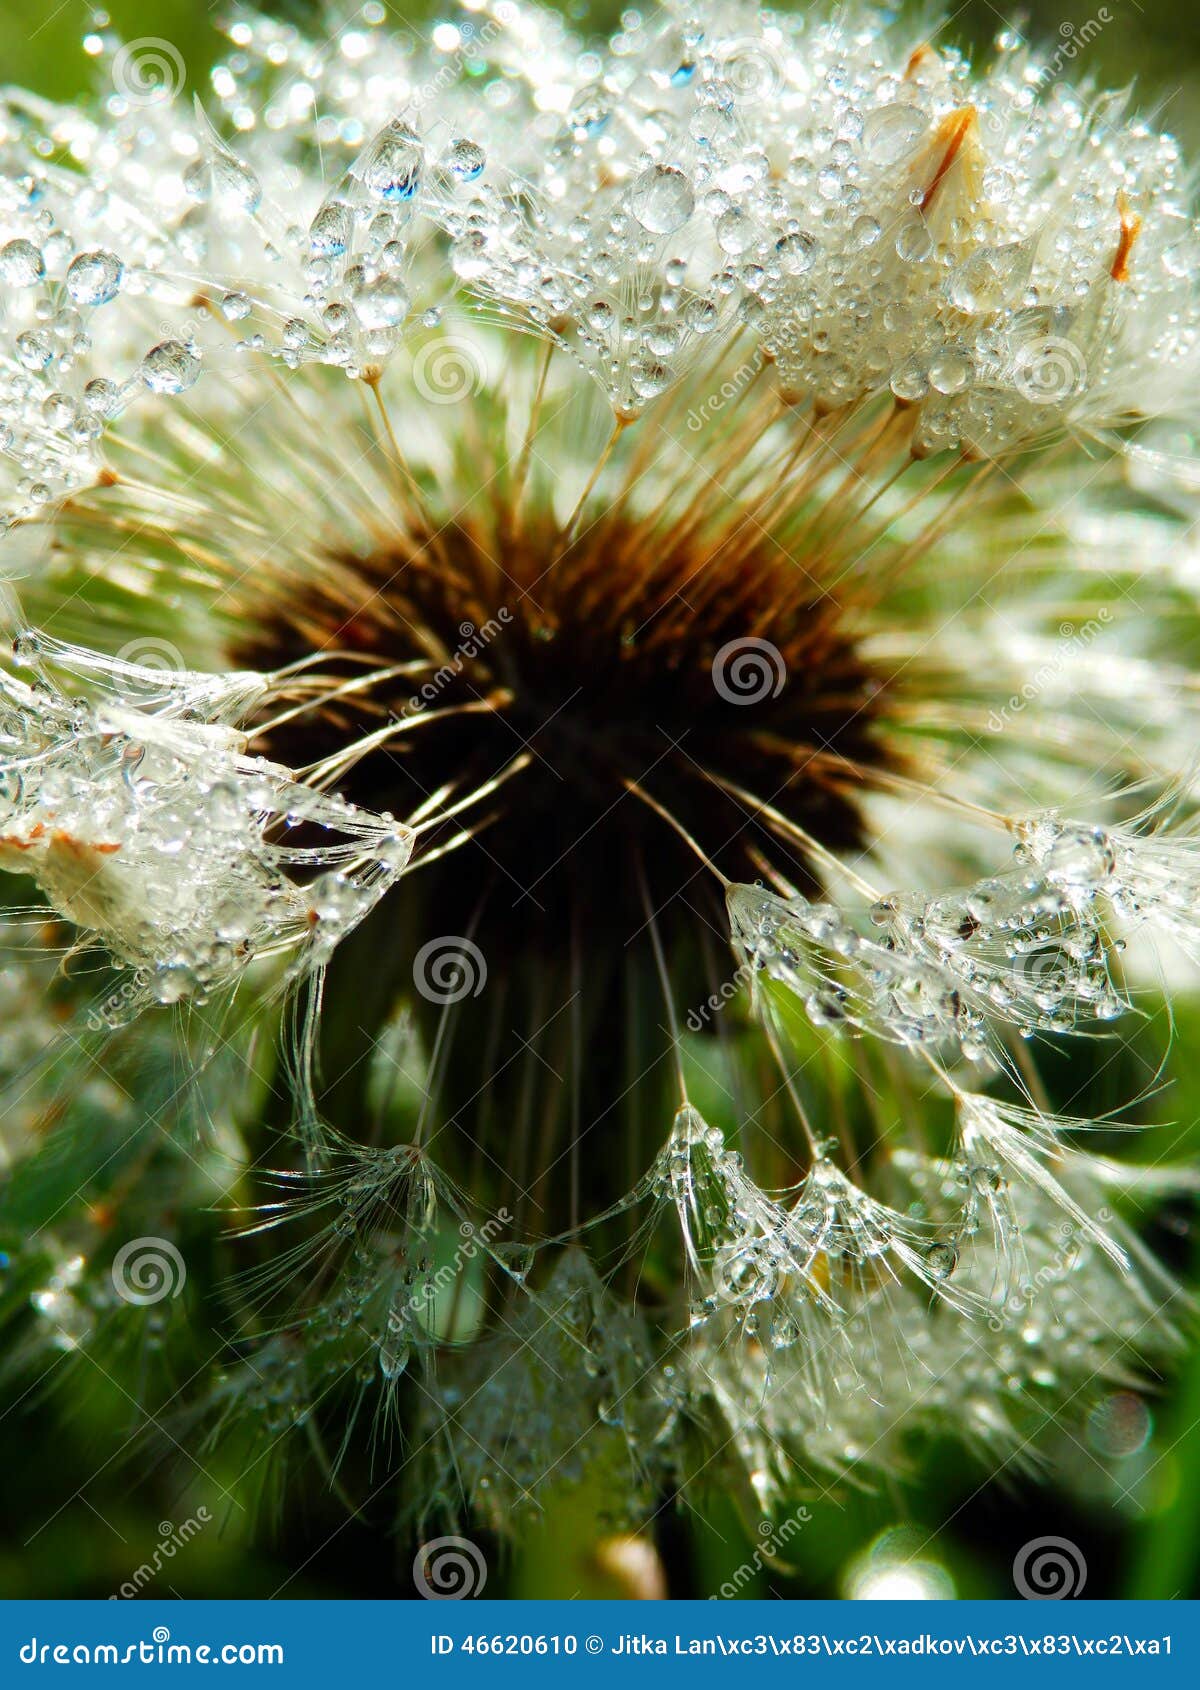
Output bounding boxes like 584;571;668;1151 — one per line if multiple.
3;0;1200;1544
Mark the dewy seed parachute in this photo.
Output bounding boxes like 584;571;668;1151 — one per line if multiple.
2;0;1200;1535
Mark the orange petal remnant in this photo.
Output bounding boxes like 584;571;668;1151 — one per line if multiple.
903;43;938;81
1110;189;1143;283
917;106;979;214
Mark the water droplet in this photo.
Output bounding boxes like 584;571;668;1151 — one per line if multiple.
716;207;755;256
925;1242;957;1280
0;239;44;287
862;103;926;165
140;341;201;395
351;274;409;329
775;231;816;274
629;164;695;235
445;138;485;182
358;121;423;202
65;249;123;307
309;202;352;258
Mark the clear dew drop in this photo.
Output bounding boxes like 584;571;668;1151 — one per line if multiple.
862;103;927;165
628;164;695;236
925;1242;958;1280
946;241;1032;313
358;121;423;202
0;239;45;288
309;202;352;258
378;1339;410;1380
716;207;755;256
445;138;485;182
351;274;410;330
65;249;123;307
775;231;817;275
139;340;201;395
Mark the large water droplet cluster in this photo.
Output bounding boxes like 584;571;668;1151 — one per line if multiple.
4;0;1199;520
0;632;412;1016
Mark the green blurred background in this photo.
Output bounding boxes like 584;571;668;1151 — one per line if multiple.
2;0;1200;1602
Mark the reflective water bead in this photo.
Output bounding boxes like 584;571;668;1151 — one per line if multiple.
445;138;485;182
351;275;409;329
309;202;352;258
0;239;45;287
628;165;695;236
358;121;423;202
775;231;816;275
140;341;201;395
862;103;927;165
65;250;123;307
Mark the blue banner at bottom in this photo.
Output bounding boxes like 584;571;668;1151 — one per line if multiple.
0;1601;1192;1686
